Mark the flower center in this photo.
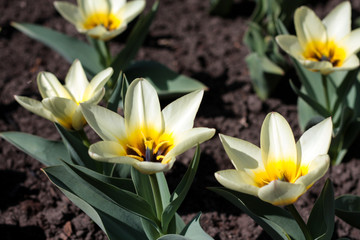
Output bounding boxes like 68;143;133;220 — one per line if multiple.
252;159;308;188
125;132;174;164
83;13;121;31
303;40;346;67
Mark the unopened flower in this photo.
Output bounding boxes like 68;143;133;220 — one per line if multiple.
54;0;145;40
215;112;332;206
81;78;215;174
15;60;113;130
276;2;360;75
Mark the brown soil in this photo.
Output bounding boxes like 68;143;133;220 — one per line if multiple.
1;0;360;239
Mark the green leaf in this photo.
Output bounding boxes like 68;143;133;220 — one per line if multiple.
245;53;283;100
180;212;213;240
209;187;304;240
335;195;360;229
111;1;159;76
55;123;97;171
43;165;146;239
131;167;156;211
158;234;190;240
161;145;200;232
107;72;129;111
11;22;102;76
62;161;159;226
0;131;70;166
124;61;207;97
307;179;335;240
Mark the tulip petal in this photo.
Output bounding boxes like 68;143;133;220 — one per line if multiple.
163;90;203;134
41;97;77;129
65;60;89;103
125;79;164;137
258;180;306;206
89;140;126;158
83;88;105;106
118;0;146;23
341;28;360;57
323;1;351;41
294;6;327;49
108;0;126;13
219;134;262;171
14;96;55;121
71;106;86;130
163;127;215;163
79;0;109;16
260;112;297;167
80;104;126;142
83;67;113;100
296;154;329;189
37;72;72;99
98;24;127;41
297;117;332;165
215;170;259;196
334;54;360;72
133;161;173;175
54;1;84;26
276;35;303;58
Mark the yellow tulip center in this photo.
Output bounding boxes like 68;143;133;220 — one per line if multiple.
83;12;121;31
252;159;308;187
303;40;346;67
125;131;174;164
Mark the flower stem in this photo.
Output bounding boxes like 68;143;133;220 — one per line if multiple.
149;174;163;221
286;204;313;240
321;74;331;114
77;129;90;147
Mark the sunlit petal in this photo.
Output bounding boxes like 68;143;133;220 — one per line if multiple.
215;170;259;196
37;72;72;99
296;154;329;189
79;0;109;16
275;35;303;57
83;67;113;100
219;134;262;171
54;1;84;26
333;54;360;72
340;28;360;57
118;0;146;23
134;161;173;175
42;97;78;129
323;1;351;41
14;96;55;122
64;60;89;103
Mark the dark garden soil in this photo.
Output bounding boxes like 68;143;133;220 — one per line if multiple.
1;0;360;239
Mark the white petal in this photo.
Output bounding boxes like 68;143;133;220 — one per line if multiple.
118;0;145;23
276;35;303;58
294;6;327;49
83;88;105;106
125;79;164;137
219;134;262;171
89;141;126;158
297;117;332;165
79;0;109;16
260;112;297;167
86;25;108;38
98;24;127;40
334;54;360;72
14;96;55;121
54;1;84;26
163;127;215;163
296;154;329;189
71;106;86;130
163;90;203;134
323;1;351;41
42;97;78;129
83;67;113;101
258;180;306;206
65;60;89;103
215;170;259;196
108;0;126;13
37;72;72;99
133;161;173;175
80;104;126;142
340;28;360;57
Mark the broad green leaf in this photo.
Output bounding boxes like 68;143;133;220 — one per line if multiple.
158;234;189;240
331;70;358;114
125;61;207;97
111;1;159;77
245;53;283;100
107;72;129;111
180;212;213;240
111;163;132;178
12;22;102;76
0;131;70;166
62;161;159;226
335;195;360;229
307;179;335;240
55;123;98;171
131;167;156;211
43;165;146;239
156;172;171;208
161;146;200;232
243;23;266;54
209;187;304;240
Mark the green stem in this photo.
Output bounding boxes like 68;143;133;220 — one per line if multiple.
286;204;313;240
77;129;90;147
149;174;163;221
321;74;331;114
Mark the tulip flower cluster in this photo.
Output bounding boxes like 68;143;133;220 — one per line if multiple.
2;0;360;239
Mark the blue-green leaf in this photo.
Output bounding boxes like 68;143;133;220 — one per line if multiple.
307;179;335;240
335;195;360;229
0;131;70;166
180;212;213;240
11;22;102;76
125;61;207;97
